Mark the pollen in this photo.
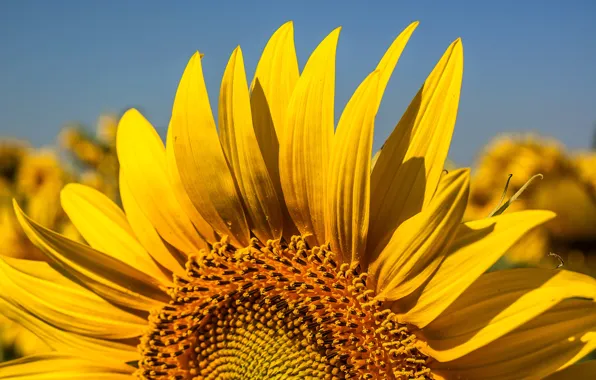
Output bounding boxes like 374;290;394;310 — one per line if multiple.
137;236;430;379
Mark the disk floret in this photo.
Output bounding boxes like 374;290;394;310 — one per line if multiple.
138;236;430;379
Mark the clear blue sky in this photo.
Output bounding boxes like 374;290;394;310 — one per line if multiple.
1;0;595;164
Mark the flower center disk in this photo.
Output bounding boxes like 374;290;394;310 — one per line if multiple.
138;236;430;379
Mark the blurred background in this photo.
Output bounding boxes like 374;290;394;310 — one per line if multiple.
1;0;595;164
1;0;595;362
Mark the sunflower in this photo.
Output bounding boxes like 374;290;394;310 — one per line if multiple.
0;140;28;185
15;150;66;199
0;141;107;359
575;152;596;193
1;22;595;379
58;114;121;202
466;134;596;273
0;144;68;359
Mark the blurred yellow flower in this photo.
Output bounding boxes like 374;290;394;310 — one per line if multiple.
58;114;120;202
0;318;48;362
0;142;69;359
467;134;596;273
15;149;65;199
96;113;118;146
574;151;596;190
0;141;28;190
0;131;120;360
0;205;45;261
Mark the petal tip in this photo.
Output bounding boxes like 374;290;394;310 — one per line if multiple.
453;37;463;51
540;210;557;221
119;108;143;126
408;21;421;29
12;198;22;214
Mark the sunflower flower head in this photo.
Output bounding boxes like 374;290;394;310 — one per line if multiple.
0;145;72;259
0;140;29;186
96;113;119;146
0;144;69;358
467;134;596;272
1;22;595;380
574;151;596;192
58;114;121;201
0;136;119;358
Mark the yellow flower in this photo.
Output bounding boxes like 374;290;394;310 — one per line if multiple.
1;22;595;379
0;205;45;261
466;135;596;272
15;149;66;199
0;317;48;361
58;115;121;201
0;145;67;358
0;143;84;358
0;140;28;186
96;114;119;146
57;125;81;151
575;151;596;190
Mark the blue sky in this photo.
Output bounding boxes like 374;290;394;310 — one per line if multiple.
0;0;595;164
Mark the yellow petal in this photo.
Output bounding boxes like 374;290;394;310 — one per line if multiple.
165;126;217;244
170;52;250;246
430;299;596;380
371;149;381;171
119;171;187;279
0;299;139;363
420;268;596;362
368;39;464;257
251;20;299;167
279;28;340;244
219;47;283;242
0;256;146;340
117;109;208;254
14;200;168;311
395;210;556;328
250;22;300;237
326;70;379;262
0;353;134;379
60;184;171;285
545;361;596;380
372;21;419;110
326;19;419;261
371;169;469;300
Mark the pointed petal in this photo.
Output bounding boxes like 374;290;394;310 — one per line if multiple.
373;21;419;110
119;171;187;278
371;149;381;171
251;22;300;237
116;109;208;253
60;184;171;284
0;354;134;380
0;256;146;339
0;299;139;363
170;52;250;246
368;39;464;257
545;361;596;380
165;126;217;244
371;169;469;300
420;268;596;362
279;28;340;244
251;20;299;155
395;210;556;327
14;201;168;311
326;70;379;262
430;299;596;380
219;47;283;242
